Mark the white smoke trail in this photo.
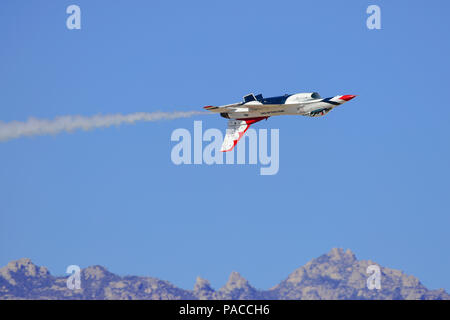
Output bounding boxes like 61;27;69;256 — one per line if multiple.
0;111;207;142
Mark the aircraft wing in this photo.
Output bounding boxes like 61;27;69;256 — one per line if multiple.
203;103;242;113
205;103;289;114
221;117;267;152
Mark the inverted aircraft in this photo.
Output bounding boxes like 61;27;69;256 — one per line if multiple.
204;92;356;151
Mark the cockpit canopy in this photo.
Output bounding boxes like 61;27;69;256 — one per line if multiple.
243;93;264;103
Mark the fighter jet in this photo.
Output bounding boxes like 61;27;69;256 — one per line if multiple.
204;92;357;152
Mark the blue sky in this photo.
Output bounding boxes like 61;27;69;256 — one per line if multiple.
1;0;450;292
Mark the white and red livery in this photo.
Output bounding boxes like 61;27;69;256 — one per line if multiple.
204;92;356;152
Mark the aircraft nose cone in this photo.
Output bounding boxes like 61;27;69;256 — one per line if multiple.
340;95;357;101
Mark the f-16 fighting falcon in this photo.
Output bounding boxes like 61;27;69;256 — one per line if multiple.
204;92;356;152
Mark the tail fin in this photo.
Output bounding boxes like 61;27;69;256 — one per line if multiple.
221;117;268;152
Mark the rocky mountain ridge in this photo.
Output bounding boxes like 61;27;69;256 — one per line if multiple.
1;248;448;300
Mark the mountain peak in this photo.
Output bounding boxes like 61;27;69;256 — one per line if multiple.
327;248;356;260
82;265;112;281
327;248;357;262
224;271;248;289
0;258;50;278
194;276;213;291
193;276;215;300
217;271;261;299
